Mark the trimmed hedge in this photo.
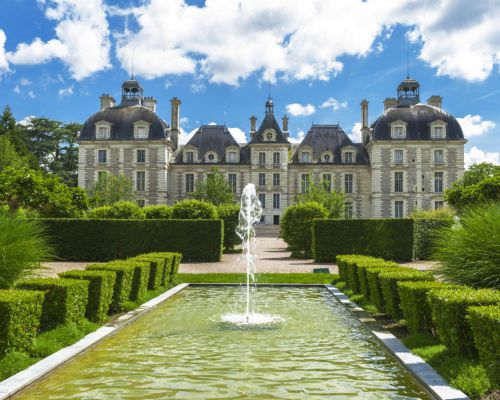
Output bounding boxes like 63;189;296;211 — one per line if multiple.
16;278;88;330
413;218;453;260
467;305;500;387
378;270;435;320
367;267;409;313
398;281;460;334
428;288;500;357
130;256;163;290
217;204;241;250
41;219;223;262
313;219;414;262
59;270;115;322
357;261;400;301
0;290;44;354
128;260;151;301
139;252;182;285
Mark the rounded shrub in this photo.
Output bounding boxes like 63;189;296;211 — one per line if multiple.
280;202;328;258
143;205;172;219
171;199;218;220
217;204;240;250
87;201;145;219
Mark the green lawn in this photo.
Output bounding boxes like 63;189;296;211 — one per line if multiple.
176;273;339;285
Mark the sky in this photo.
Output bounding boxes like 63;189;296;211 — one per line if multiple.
0;0;499;168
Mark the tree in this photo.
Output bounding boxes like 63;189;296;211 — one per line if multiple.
193;167;234;205
294;177;346;218
87;173;134;207
0;135;26;170
0;106;35;166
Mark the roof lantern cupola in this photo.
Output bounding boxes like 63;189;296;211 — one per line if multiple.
397;76;420;107
121;79;144;106
265;97;274;114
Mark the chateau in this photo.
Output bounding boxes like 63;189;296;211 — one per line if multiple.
77;77;466;224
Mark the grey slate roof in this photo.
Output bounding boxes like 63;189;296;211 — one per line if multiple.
251;112;289;144
292;124;369;164
79;104;168;141
371;103;465;141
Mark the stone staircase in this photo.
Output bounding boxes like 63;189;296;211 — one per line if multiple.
254;224;281;238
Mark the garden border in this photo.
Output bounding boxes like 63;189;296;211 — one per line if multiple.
0;283;469;400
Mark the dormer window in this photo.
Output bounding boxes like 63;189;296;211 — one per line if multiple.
321;152;333;163
301;152;311;163
95;121;111;139
344;152;353;163
391;125;406;139
186;152;194;163
431;124;446;139
226;149;239;163
205;152;218;162
133;121;150;139
263;129;276;141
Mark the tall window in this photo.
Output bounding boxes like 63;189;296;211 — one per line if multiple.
136;149;146;163
227;151;237;163
259;152;266;164
394;149;404;164
186;151;194;163
185;173;194;193
273;173;280;187
273;193;280;209
345;202;353;219
344;152;353;163
259;173;266;187
435;201;444;210
394;172;404;193
344;174;353;194
96;126;109;139
434;172;444;193
258;193;266;209
394;201;404;218
136;171;146;191
136;126;148;139
434;149;444;164
323;174;332;192
432;125;446;139
391;125;406;139
98;149;107;163
228;173;237;193
273;152;280;164
301;152;311;163
301;174;310;193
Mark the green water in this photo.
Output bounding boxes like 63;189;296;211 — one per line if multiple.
16;287;431;399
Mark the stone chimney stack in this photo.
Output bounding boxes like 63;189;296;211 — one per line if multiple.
143;97;157;113
250;115;257;139
99;94;115;110
383;98;398;111
360;100;370;145
427;95;443;109
282;115;289;137
170;97;181;131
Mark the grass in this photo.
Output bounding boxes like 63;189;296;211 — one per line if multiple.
176;273;339;285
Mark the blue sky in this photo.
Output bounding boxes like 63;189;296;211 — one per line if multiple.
0;0;499;167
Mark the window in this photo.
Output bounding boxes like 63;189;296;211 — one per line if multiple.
228;173;237;193
186;151;194;163
273;152;280;164
273;193;280;209
258;193;266;209
391;125;406;139
185;174;194;193
273;173;280;187
323;174;332;192
259;173;266;187
207;153;216;162
136;126;148;139
260;215;266;223
136;149;146;163
96;126;109;139
98;149;107;163
266;131;274;141
434;149;444;164
227;151;237;163
344;174;353;194
394;150;404;164
136;171;146;191
435;201;444;210
394;201;404;218
344;152;353;163
431;125;446;139
259;152;266;164
394;172;404;193
323;154;331;162
137;199;145;207
301;174;310;193
301;152;311;163
345;202;353;219
434;172;444;193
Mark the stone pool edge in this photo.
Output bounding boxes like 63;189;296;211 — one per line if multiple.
0;283;189;400
324;284;470;400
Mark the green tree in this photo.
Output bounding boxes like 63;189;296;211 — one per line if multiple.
0;136;26;170
294;177;345;218
0;106;34;166
87;173;134;207
193;166;234;205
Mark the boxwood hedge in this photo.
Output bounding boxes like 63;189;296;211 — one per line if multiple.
367;267;409;313
413;218;453;260
16;278;88;330
467;305;500;387
313;219;414;262
59;270;115;322
428;288;500;357
128;260;151;301
0;290;45;354
357;261;400;301
378;270;435;320
130;256;163;290
41;219;223;262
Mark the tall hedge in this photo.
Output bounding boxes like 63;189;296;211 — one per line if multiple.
128;260;151;301
313;219;414;262
0;289;45;354
357;261;400;301
413;218;453;260
41;219;223;262
217;204;241;250
130;256;164;290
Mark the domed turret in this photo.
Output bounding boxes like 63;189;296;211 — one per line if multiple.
397;77;420;106
121;79;144;106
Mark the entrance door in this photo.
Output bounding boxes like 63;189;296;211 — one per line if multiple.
273;215;280;225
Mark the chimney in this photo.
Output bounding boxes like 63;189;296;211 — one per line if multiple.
170;97;181;131
250;115;257;139
99;94;115;110
143;96;157;113
383;98;398;111
360;100;370;145
282;115;289;137
427;95;443;109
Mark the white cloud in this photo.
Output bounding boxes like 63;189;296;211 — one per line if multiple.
13;85;20;94
18;115;35;126
180;117;189;125
288;129;305;144
228;127;247;143
349;122;362;142
19;78;32;86
58;86;73;97
6;0;110;80
465;146;500;169
0;30;9;75
286;103;316;117
320;97;348;111
457;114;496;138
27;91;36;99
178;127;198;145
